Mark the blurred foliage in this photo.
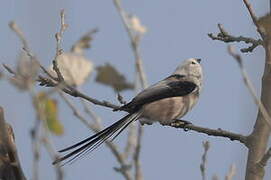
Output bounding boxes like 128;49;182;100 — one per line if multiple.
10;52;39;90
49;53;94;87
37;92;64;136
95;63;134;92
71;28;98;53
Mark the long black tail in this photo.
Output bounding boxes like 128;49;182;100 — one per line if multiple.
52;111;142;165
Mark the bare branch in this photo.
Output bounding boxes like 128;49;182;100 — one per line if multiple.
208;24;263;53
133;123;143;180
38;75;120;109
200;141;210;180
41;137;64;180
31;94;43;180
228;45;271;128
123;122;136;159
113;0;148;89
80;99;102;127
9;21;31;52
167;120;248;145
212;175;220;180
53;9;68;82
242;0;266;39
2;64;16;75
225;164;236;180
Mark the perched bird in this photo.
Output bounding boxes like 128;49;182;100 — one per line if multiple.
52;58;203;165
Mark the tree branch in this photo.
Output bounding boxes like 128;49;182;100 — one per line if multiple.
167;120;248;145
113;0;148;89
228;46;271;128
38;75;120;109
208;24;263;53
227;44;271;180
225;164;236;180
53;9;67;82
200;141;210;180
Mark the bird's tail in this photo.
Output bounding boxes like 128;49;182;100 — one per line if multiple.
52;110;143;165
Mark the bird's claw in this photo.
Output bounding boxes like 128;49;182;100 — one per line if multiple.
171;119;192;131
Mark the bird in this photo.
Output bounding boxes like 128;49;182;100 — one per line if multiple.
52;58;203;165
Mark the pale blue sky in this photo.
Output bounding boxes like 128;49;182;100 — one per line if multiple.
1;0;270;180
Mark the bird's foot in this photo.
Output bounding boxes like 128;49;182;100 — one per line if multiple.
170;119;192;131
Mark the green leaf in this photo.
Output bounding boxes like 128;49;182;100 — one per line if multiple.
95;63;134;92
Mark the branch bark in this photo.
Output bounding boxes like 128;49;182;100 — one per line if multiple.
245;38;271;180
167;120;248;145
0;107;26;180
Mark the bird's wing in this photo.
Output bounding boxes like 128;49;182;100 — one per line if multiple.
117;74;197;112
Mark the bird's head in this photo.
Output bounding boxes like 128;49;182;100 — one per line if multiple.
173;58;203;86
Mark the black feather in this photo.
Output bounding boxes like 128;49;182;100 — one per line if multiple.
52;113;139;165
116;74;197;112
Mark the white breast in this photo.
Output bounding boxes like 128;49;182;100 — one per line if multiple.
139;93;198;125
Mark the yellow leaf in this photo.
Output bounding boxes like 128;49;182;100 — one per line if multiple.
37;92;64;135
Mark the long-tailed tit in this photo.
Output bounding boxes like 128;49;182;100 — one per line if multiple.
53;58;203;165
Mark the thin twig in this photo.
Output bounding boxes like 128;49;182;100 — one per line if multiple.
38;75;120;109
200;141;210;180
9;21;59;82
123;122;136;159
228;45;271;128
2;64;16;75
225;164;236;180
80;99;102;127
208;24;264;53
133;123;143;180
31;91;43;180
212;175;220;180
9;21;30;52
53;9;68;82
113;0;148;88
41;137;64;180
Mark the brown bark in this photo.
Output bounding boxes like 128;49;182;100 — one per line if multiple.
0;107;26;180
245;39;271;180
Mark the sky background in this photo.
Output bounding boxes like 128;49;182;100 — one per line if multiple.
1;0;270;180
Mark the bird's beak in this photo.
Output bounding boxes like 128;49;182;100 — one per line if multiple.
196;58;201;63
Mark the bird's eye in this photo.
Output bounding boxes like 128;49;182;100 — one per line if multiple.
191;61;196;65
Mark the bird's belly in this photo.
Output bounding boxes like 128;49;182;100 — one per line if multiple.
140;95;198;125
